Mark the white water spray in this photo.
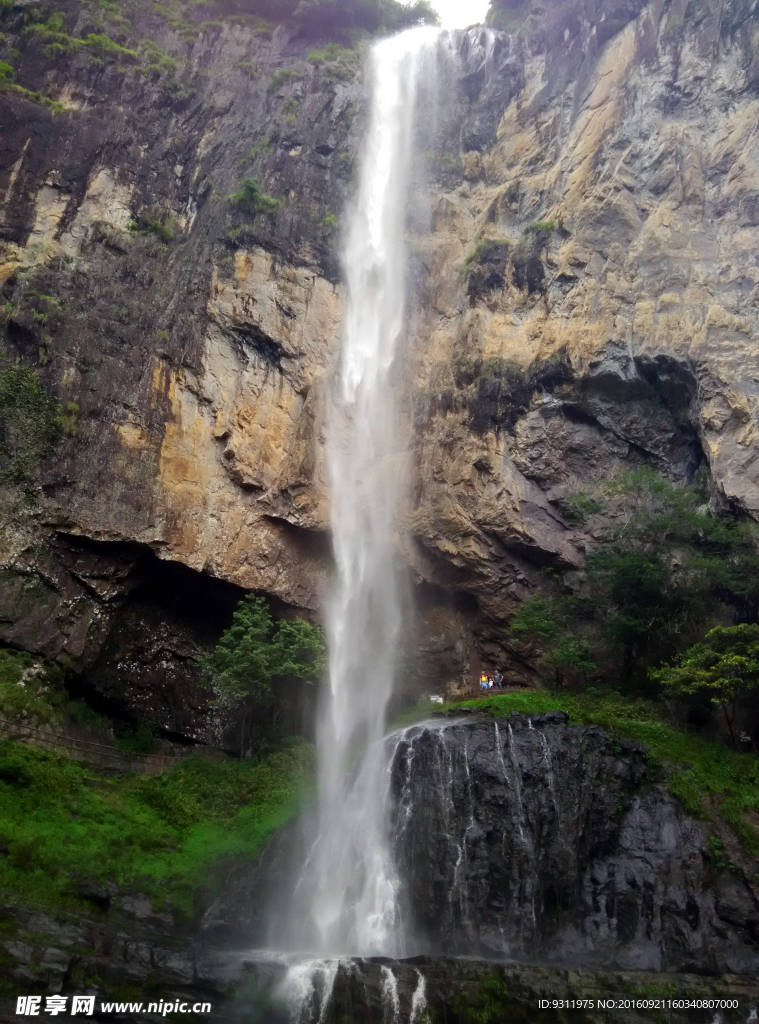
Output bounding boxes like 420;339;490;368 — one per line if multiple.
300;26;442;957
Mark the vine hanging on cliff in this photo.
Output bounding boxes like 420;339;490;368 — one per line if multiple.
0;360;61;484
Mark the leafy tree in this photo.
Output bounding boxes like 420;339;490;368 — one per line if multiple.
566;469;759;684
558;491;605;525
379;0;438;30
508;595;560;649
292;0;437;34
543;635;596;684
652;624;759;747
202;596;275;711
586;549;669;680
200;595;327;754
271;618;329;683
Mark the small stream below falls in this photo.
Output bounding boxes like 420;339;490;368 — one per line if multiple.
204;946;759;1024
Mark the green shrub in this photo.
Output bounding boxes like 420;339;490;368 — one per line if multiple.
308;41;344;63
283;95;298;123
558;491;606;525
83;33;138;59
0;60;13;83
24;13;143;69
486;0;536;32
268;68;302;92
66;699;110;734
143;214;173;242
461;237;511;273
228;177;280;216
307;41;359;82
4;83;67;111
138;39;180;77
24;12;79;52
114;721;158;754
129;211;174;241
525;219;556;233
459;238;513;285
248;134;273;159
60;400;79;436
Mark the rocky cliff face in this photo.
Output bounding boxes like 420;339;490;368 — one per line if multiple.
205;713;759;974
3;0;759;704
4;908;759;1024
399;0;759;682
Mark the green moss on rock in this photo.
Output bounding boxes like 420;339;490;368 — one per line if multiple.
0;361;61;483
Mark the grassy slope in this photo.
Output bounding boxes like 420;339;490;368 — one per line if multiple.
401;690;759;855
0;738;314;917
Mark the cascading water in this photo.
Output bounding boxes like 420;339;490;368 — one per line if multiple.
286;25;442;959
255;24;503;1023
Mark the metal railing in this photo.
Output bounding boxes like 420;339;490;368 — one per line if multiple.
0;720;187;774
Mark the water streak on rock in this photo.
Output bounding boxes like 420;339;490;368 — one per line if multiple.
409;969;427;1024
380;964;401;1024
276;958;339;1024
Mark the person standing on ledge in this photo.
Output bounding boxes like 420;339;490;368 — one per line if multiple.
494;671;503;689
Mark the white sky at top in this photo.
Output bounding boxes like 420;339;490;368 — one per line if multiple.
428;0;491;29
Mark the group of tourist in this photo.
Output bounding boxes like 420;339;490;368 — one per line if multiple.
479;671;503;691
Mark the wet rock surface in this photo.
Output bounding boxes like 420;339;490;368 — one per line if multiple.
2;717;759;1018
226;953;759;1024
390;714;759;974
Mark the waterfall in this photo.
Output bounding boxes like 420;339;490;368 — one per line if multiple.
292;26;442;958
